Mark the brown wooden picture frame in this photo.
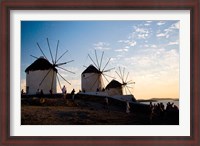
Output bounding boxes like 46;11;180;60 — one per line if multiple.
0;0;199;145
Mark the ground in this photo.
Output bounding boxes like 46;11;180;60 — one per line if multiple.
21;94;178;125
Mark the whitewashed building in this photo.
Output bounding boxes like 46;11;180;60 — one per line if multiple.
25;57;57;95
81;65;104;92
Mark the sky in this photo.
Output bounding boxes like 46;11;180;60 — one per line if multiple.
21;20;179;99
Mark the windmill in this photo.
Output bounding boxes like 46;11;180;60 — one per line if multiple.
25;38;74;95
115;67;135;95
81;50;114;92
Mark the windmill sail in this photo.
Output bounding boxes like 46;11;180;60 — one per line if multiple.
115;67;135;95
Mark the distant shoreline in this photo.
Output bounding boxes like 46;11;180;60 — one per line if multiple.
138;98;179;102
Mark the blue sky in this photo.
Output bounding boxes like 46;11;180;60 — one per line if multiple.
21;20;179;99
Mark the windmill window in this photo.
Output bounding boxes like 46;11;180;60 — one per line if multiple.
82;74;85;78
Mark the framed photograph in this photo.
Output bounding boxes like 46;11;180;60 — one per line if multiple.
1;0;199;145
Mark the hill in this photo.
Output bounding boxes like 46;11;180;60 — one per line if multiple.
21;94;179;125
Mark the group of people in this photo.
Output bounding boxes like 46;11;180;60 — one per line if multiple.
166;102;179;111
33;85;75;100
149;102;179;112
149;101;179;124
62;85;76;100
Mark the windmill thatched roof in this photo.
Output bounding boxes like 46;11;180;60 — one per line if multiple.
25;57;57;73
82;64;101;74
106;80;122;89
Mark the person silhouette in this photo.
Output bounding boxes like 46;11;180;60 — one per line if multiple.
71;89;75;100
126;101;130;113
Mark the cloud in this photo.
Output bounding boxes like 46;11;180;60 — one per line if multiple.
156;21;179;38
135;28;149;33
168;41;179;45
118;40;124;43
156;33;166;37
93;42;111;50
156;32;169;38
171;22;179;29
133;27;150;39
164;22;179;32
144;44;157;48
124;46;179;79
144;23;150;26
110;57;116;61
110;57;117;62
115;48;129;52
118;40;137;47
118;23;153;50
117;55;123;58
151;45;157;48
157;21;165;26
129;41;137;46
115;21;179;82
138;34;149;39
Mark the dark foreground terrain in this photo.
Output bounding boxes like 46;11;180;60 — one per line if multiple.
21;94;179;125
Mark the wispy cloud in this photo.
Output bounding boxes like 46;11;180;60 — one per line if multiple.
168;41;179;45
124;47;179;76
156;33;166;37
115;48;129;52
157;21;165;26
151;45;157;48
129;41;137;46
117;22;156;51
171;22;179;29
118;40;137;47
135;28;149;33
156;21;179;38
93;42;111;50
110;57;117;62
144;23;150;26
144;44;157;48
132;26;151;39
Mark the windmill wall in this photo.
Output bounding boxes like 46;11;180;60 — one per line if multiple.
26;70;57;95
81;73;103;92
106;87;123;96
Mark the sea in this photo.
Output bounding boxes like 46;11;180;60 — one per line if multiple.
140;100;179;109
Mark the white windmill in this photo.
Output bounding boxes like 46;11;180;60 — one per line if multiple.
81;50;114;93
106;67;135;96
106;67;137;102
25;38;74;95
